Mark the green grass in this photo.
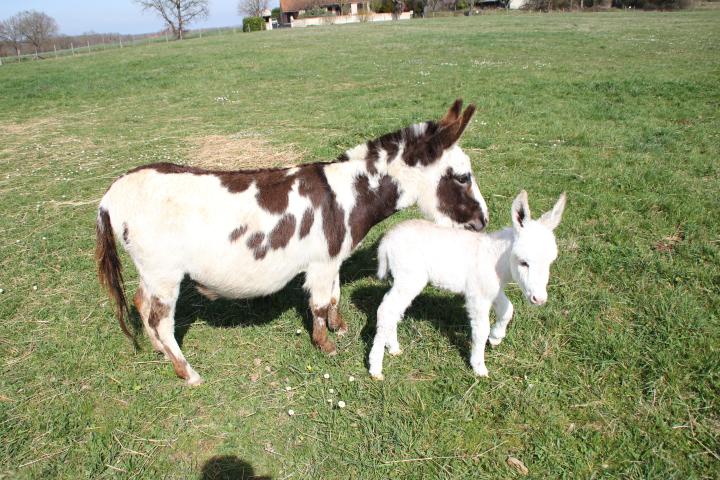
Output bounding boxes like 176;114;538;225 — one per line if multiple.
1;9;719;479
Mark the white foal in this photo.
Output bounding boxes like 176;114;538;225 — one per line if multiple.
369;190;566;380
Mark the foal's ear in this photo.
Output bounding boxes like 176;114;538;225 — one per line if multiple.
436;99;477;149
511;190;531;232
539;193;567;231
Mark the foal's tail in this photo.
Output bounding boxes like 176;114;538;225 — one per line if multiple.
95;207;136;347
377;240;389;280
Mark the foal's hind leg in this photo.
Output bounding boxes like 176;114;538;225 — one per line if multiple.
368;277;425;380
327;273;348;336
143;276;202;385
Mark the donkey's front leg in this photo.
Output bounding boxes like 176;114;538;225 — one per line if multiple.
467;299;492;377
305;262;341;355
327;272;348;335
489;291;514;347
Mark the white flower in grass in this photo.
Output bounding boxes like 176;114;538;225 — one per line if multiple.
348;376;355;382
287;409;295;416
337;400;346;409
285;385;292;391
295;329;302;335
32;285;38;291
323;373;330;379
328;388;334;394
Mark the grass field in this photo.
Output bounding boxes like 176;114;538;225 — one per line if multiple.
1;9;719;479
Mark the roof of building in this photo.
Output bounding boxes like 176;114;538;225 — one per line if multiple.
280;0;338;12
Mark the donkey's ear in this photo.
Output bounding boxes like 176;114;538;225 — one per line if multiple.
439;99;463;128
454;103;476;140
539;193;566;231
436;101;476;149
511;190;530;232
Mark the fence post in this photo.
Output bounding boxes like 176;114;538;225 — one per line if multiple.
71;42;75;55
119;36;123;48
0;56;2;66
87;40;91;52
54;44;57;58
35;48;38;60
165;32;169;42
200;29;202;38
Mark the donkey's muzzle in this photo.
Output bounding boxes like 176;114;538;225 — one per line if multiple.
465;215;487;232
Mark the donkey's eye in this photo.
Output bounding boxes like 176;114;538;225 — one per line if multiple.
519;261;529;268
455;173;471;184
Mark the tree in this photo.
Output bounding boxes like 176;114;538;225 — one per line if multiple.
0;13;25;56
19;10;58;50
134;0;209;39
238;0;269;18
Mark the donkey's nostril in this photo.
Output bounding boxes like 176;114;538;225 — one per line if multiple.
466;217;486;232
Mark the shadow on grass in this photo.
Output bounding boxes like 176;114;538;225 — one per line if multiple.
129;241;382;348
351;283;472;369
200;455;271;480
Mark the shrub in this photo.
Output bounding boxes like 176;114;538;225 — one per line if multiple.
243;16;265;32
371;0;395;12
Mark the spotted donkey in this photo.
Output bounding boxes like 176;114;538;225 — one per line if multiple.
96;100;489;385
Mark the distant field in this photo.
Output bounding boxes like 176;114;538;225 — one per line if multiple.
1;9;718;479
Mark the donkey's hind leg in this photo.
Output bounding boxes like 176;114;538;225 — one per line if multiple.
134;283;165;355
144;275;203;385
327;273;348;335
305;262;341;355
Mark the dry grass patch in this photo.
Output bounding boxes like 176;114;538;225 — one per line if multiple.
189;134;306;170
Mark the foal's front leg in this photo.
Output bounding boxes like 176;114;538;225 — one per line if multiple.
467;298;492;377
489;291;514;347
305;263;341;355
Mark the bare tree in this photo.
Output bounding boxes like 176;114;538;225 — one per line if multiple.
18;10;59;51
134;0;209;39
0;13;25;56
238;0;269;18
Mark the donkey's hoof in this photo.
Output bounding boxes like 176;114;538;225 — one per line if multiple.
186;374;204;386
319;342;337;356
335;326;348;337
388;348;403;357
370;373;384;381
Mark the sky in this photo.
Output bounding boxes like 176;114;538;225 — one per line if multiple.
0;0;279;36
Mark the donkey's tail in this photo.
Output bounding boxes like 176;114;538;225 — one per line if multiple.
96;207;136;347
377;240;389;280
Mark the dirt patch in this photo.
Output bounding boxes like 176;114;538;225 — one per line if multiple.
1;117;62;136
655;226;684;253
189;134;305;170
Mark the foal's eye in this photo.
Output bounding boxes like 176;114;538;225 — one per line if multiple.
455;173;471;184
519;261;529;268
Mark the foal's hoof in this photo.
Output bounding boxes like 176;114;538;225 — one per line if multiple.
473;366;489;378
488;336;503;347
388;348;403;357
370;373;384;381
335;326;348;337
186;374;204;386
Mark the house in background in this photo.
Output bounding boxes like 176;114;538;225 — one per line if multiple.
279;0;368;24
